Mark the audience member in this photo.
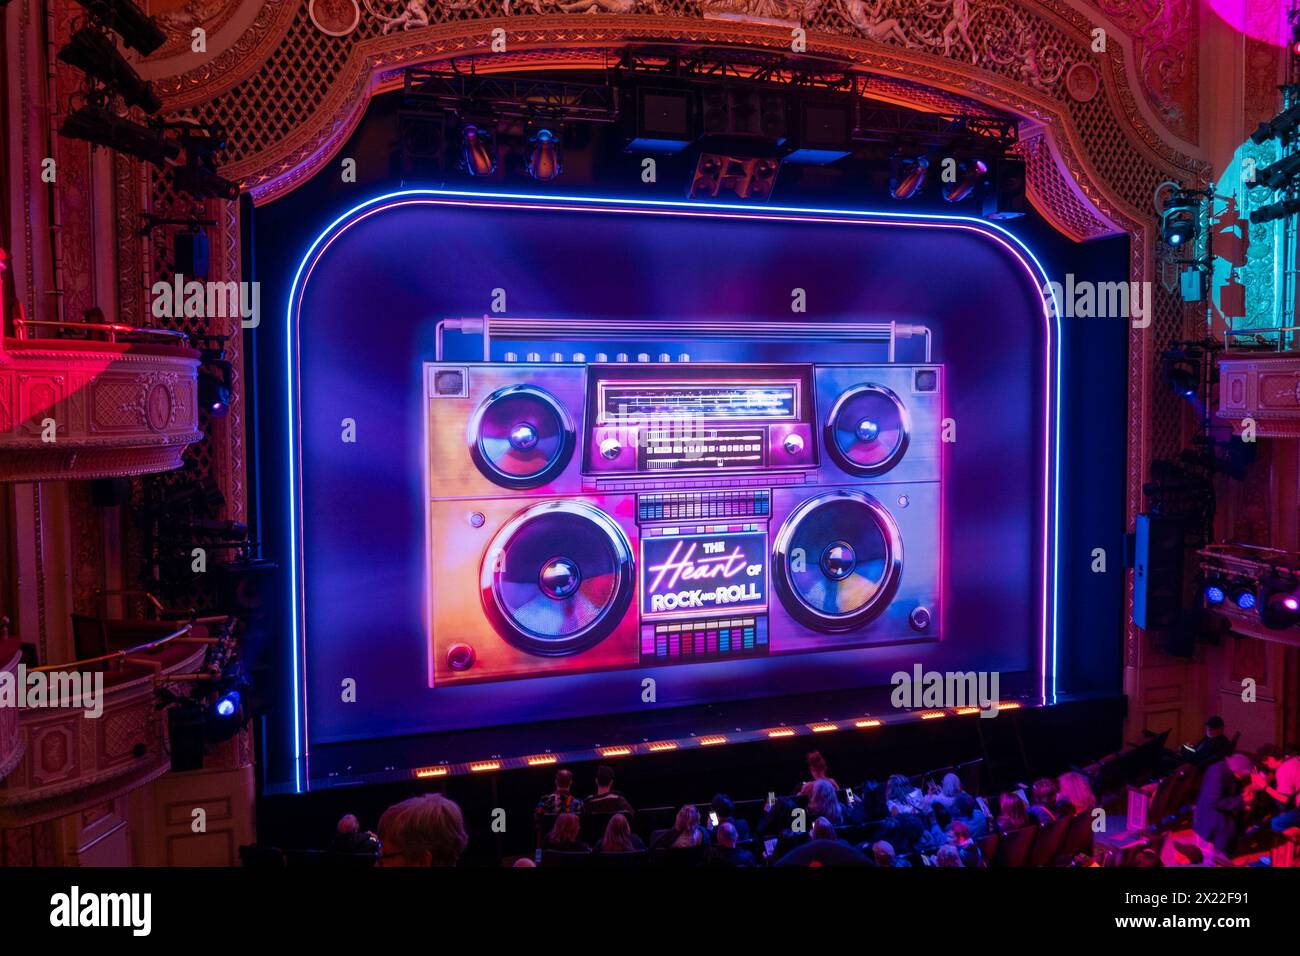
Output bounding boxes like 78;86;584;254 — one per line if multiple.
595;812;644;853
1057;771;1096;815
654;804;709;849
701;822;756;867
1027;778;1059;825
934;844;963;867
925;772;964;810
708;793;751;841
886;774;923;815
807;778;844;827
584;765;635;816
377;794;468;867
798;750;840;796
536;768;584;817
330;813;379;855
948;820;983;867
1254;745;1300;833
996;792;1030;833
774;818;873;867
546;812;590;853
952;792;989;839
1192;753;1255;863
872;840;909;867
1183;716;1233;766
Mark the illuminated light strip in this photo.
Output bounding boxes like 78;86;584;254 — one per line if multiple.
600;746;633;757
918;711;948;720
527;754;558;766
810;723;839;733
648;741;678;752
767;728;796;738
855;719;883;728
469;761;501;773
286;190;1061;790
698;735;728;746
997;701;1023;711
415;766;449;778
955;707;981;716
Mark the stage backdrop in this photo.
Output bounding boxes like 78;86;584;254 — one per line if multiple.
282;192;1056;750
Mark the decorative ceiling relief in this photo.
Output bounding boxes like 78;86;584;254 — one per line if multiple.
1088;0;1197;143
149;0;244;58
311;0;363;36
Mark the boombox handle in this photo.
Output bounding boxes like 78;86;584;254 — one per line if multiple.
434;315;932;363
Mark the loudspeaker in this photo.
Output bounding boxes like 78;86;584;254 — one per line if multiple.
1133;513;1184;630
983;157;1026;220
469;384;576;489
701;87;787;140
173;229;210;278
824;383;911;476
627;86;695;152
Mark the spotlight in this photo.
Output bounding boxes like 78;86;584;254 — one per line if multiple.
198;365;232;417
59;104;178;167
1160;347;1201;399
1250;95;1300;145
58;27;161;114
526;128;563;182
1260;576;1300;629
1249;151;1300;190
72;0;166;56
169;120;239;200
890;154;929;200
171;163;239;201
1249;196;1300;224
1203;580;1227;606
1231;586;1257;611
214;689;240;718
459;124;497;177
943;158;988;203
1160;190;1201;247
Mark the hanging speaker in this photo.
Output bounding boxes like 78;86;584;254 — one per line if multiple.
481;500;634;656
772;490;903;632
824;383;911;476
469;385;575;489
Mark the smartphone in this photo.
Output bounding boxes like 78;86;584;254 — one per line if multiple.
846;788;858;805
708;811;720;828
763;838;777;857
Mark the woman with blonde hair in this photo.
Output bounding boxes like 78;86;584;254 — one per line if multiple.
1056;771;1096;815
545;812;589;852
807;778;844;827
661;804;708;849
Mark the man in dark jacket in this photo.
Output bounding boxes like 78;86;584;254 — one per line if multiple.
1193;754;1255;862
1183;716;1234;766
701;822;756;867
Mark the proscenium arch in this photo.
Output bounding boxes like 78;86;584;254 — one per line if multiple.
282;187;1065;791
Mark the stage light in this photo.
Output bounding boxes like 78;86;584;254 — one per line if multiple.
1160;347;1201;400
1249;196;1300;224
1249;151;1300;190
172;163;239;201
1203;582;1227;605
59;104;177;167
688;152;781;201
459;124;497;177
1160;191;1200;246
1260;576;1300;629
58;27;161;114
943;159;988;203
526;128;562;182
214;689;240;718
890;154;929;200
1232;586;1257;611
198;362;232;417
1250;97;1300;145
73;0;165;56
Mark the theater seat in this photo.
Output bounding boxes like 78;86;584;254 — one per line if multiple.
993;826;1037;866
540;850;594;867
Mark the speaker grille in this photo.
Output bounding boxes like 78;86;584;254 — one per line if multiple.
773;490;903;632
481;501;634;656
825;383;911;476
469;385;575;488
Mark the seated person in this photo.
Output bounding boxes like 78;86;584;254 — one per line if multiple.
923;772;965;810
917;804;952;855
948;821;983;867
701;822;756;867
885;773;924;815
594;812;644;853
377;794;468;867
871;840;909;867
1254;745;1300;834
330;813;379;855
1192;754;1255;863
545;812;590;853
951;793;989;839
652;804;710;850
995;792;1031;833
1056;771;1096;816
707;793;751;842
933;844;963;867
806;778;845;827
535;768;584;817
774;818;873;867
583;764;635;816
1027;778;1059;825
1182;716;1234;766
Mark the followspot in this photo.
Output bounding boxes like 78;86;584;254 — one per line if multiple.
460;124;497;177
58;26;161;114
59;104;177;167
890;155;929;200
526;128;562;182
942;159;988;203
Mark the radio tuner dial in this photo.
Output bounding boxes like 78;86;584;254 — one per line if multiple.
599;437;623;460
783;433;805;456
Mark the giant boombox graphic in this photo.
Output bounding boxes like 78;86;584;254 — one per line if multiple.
426;360;941;686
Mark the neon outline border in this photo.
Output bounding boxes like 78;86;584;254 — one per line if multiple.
285;188;1062;793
